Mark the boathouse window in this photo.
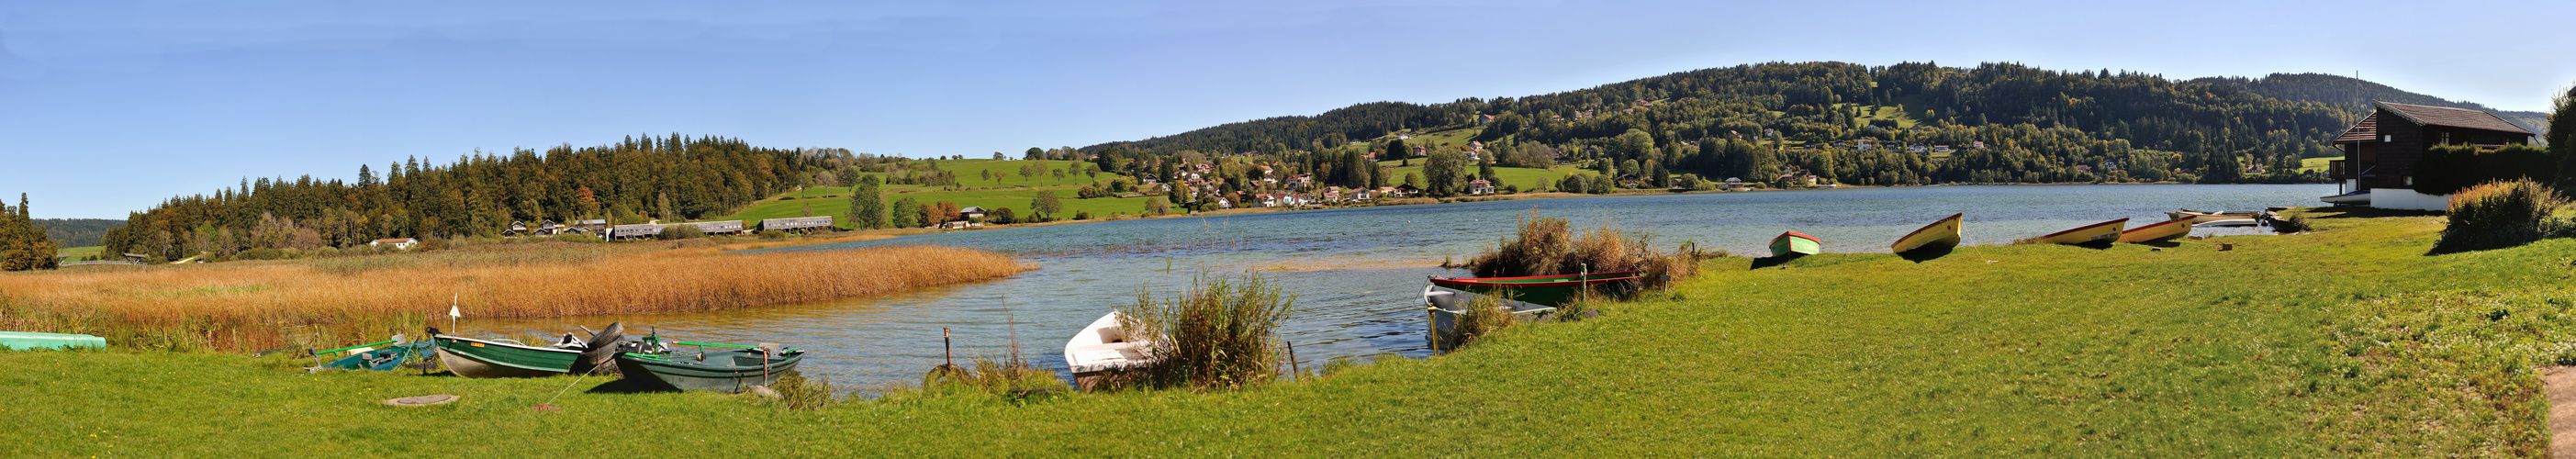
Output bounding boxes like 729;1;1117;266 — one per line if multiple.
2440;131;2452;145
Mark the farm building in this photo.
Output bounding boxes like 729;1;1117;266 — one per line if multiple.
761;216;834;233
2326;101;2535;210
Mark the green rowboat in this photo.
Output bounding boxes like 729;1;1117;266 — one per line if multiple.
1769;231;1821;257
432;335;581;378
1427;270;1645;307
0;330;106;351
614;337;805;393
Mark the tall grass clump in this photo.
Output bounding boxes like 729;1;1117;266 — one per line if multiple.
769;374;836;410
1464;212;1706;292
1114;274;1294;391
1444;294;1518;351
0;244;1030;352
2435;178;2567;253
911;355;1067;398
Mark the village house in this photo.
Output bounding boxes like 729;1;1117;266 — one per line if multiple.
370;238;419;251
958;207;987;221
1466;179;1495;195
1907;144;1929;153
1932;145;1953;153
760;216;834;233
1477;114;1495;125
504;220;532;236
1970;141;1988;149
2327;101;2536;210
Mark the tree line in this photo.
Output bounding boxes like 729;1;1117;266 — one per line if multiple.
103;134;846;262
1;194;62;271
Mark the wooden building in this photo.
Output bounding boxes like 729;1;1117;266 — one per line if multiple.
2328;101;2534;210
761;216;834;233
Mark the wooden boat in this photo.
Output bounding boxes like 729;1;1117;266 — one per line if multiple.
2117;217;2195;242
1422;285;1557;352
2320;190;2370;206
2165;209;2257;224
1889;213;1964;253
1769;231;1821;257
1427;270;1646;307
1065;311;1159;386
321;340;434;371
0;330;106;350
2033;218;2128;245
614;336;805;393
433;334;582;378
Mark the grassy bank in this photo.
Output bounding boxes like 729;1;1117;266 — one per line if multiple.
6;210;2570;455
0;242;1029;353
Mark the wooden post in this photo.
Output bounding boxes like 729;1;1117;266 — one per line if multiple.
1286;341;1300;381
943;327;953;367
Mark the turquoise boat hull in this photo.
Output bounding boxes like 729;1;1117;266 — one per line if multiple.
0;331;106;351
616;347;805;393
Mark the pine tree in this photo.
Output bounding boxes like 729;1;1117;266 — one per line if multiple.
850;176;887;230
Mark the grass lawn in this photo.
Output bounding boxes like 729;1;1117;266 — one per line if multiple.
720;159;1140;224
9;209;2566;454
1375;161;1600;191
2301;156;2344;173
55;246;102;258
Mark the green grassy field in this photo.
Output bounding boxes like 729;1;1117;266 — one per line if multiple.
54;246;102;258
1374;161;1600;191
721;159;1145;224
8;210;2565;455
2301;156;2344;173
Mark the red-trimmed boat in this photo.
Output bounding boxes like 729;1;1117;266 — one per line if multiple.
1427;270;1646;307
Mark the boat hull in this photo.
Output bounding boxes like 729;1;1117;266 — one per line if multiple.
1890;213;1965;253
1769;231;1821;257
615;349;803;393
326;341;433;371
432;335;579;378
0;330;106;351
2034;218;2128;245
2117;218;2194;242
1427;270;1645;307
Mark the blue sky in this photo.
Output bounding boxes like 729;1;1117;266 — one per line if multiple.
5;0;2571;218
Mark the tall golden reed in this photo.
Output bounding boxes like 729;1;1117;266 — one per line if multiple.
0;242;1029;352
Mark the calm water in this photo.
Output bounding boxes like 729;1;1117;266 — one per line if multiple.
460;184;2333;391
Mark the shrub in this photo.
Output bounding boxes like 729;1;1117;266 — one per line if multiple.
1444;293;1518;351
551;233;600;243
1073;211;1091;220
1464;212;1706;293
770;374;834;410
1115;274;1294;391
2436;178;2567;252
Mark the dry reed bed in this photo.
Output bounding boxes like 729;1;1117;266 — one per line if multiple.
0;244;1029;351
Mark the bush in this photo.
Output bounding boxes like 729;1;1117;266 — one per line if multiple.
1445;293;1518;351
2435;178;2567;252
1073;211;1091;220
1114;274;1294;391
551;233;600;243
770;374;834;410
1463;212;1706;293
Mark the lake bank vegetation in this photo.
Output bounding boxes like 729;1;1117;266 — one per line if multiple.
14;210;2576;455
0;241;1027;353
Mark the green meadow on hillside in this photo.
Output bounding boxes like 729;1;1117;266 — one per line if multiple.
9;211;2569;455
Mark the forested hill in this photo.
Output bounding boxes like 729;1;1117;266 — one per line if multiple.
32;218;121;248
1076;62;2537;189
100;135;893;261
2189;73;2548;133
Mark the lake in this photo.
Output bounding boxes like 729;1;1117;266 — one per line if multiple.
462;184;2335;391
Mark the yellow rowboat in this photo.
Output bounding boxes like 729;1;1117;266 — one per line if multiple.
2165;209;2257;224
2117;217;2194;242
1889;213;1964;253
2033;218;2128;244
